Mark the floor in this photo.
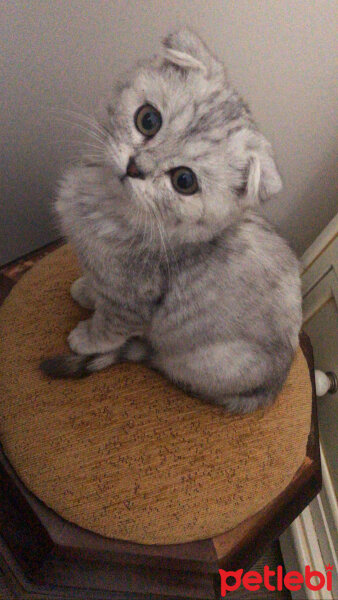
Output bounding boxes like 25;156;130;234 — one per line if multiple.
0;243;292;600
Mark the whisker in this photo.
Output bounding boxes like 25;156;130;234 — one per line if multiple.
50;107;108;138
52;116;106;146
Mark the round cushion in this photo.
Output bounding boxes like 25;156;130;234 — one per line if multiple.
0;245;312;545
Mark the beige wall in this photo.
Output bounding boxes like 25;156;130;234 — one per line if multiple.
1;0;337;264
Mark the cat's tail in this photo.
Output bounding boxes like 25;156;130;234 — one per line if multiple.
40;338;150;379
40;352;112;378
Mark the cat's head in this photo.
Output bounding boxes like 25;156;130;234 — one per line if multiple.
102;29;282;244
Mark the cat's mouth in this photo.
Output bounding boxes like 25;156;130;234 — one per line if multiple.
120;157;146;184
118;174;142;200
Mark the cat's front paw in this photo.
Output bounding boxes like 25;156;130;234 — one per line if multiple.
70;276;96;310
68;320;94;355
68;319;125;355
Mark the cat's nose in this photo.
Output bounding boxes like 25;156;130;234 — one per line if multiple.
126;157;145;179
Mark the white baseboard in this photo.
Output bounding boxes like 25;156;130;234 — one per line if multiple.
280;444;337;600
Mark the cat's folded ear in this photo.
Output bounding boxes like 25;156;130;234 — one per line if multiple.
162;29;223;77
228;129;282;203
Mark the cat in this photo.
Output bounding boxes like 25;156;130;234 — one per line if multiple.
41;29;302;413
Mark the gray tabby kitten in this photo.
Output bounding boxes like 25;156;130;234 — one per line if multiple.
41;29;302;413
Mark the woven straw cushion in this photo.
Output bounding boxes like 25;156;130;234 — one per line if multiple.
0;245;312;545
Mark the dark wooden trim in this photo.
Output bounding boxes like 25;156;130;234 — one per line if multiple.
53;539;219;574
0;238;64;272
0;461;53;575
0;551;217;600
300;331;321;467
0;274;14;305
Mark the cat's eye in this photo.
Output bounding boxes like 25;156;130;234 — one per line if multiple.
170;167;199;196
134;104;162;137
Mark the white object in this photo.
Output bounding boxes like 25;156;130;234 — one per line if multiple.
315;370;338;397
